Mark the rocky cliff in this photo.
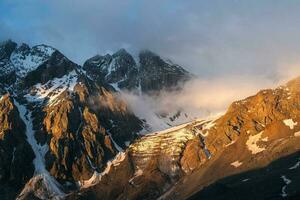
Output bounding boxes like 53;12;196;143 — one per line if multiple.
68;77;300;200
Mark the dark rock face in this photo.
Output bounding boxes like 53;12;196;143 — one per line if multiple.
0;40;17;60
83;49;139;91
83;49;191;94
83;49;193;129
0;94;35;199
0;40;18;85
188;151;300;200
22;50;78;88
139;50;190;93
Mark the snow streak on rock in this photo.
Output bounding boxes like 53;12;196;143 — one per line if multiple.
231;161;243;168
25;70;78;105
281;175;292;198
79;152;126;188
14;100;64;200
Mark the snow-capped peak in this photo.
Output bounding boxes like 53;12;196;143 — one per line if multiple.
10;43;56;77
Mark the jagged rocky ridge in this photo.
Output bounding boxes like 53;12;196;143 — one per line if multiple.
0;40;192;199
67;78;300;199
83;49;191;94
83;48;194;130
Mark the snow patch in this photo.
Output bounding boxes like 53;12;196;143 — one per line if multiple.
289;159;300;170
246;131;266;154
125;141;130;146
11;45;55;77
107;131;123;152
129;168;143;184
225;141;236;147
17;174;64;200
294;131;300;137
79;152;126;188
193;114;221;137
261;137;268;142
281;175;291;197
25;70;78;105
283;119;297;130
231;160;243;168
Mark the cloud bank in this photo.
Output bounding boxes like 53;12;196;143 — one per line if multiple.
120;63;300;131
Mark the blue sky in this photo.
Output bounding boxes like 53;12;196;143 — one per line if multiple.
1;0;300;81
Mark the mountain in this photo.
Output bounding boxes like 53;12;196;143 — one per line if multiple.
83;49;191;94
0;40;193;199
83;48;193;130
67;78;300;200
0;40;142;199
1;39;300;200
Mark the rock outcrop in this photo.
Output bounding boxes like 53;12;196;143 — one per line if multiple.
68;77;300;200
0;94;35;200
83;49;191;94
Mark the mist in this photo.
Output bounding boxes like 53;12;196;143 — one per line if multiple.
119;63;300;131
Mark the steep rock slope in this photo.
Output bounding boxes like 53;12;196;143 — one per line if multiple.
138;50;190;94
0;40;144;199
162;77;300;200
83;49;193;130
0;40;18;85
0;95;35;200
66;120;208;200
83;49;191;94
68;77;300;200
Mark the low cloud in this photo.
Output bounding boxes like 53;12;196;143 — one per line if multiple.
119;64;300;131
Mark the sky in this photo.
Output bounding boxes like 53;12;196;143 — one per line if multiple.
1;0;300;78
2;0;300;126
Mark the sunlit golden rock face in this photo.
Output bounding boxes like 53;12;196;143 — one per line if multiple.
0;94;35;200
32;76;143;184
68;77;300;200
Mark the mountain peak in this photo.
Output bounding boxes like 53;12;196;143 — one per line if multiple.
113;48;129;57
0;39;17;60
139;49;159;57
0;39;16;46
